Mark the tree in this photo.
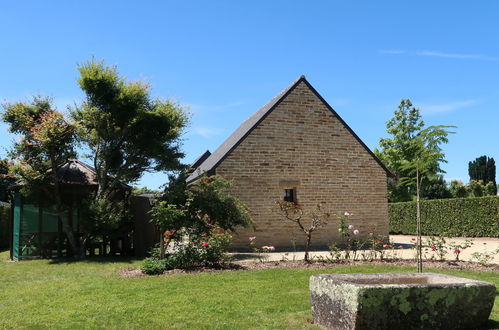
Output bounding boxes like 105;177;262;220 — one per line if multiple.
149;202;187;259
154;174;252;258
374;99;454;202
468;156;496;195
274;202;330;262
449;180;468;198
72;59;189;199
421;175;452;200
400;125;454;272
2;96;81;256
72;59;189;239
0;159;16;202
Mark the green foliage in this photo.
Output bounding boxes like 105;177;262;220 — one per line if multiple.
150;201;187;233
468;180;484;197
389;196;499;237
375;99;455;202
421;175;452;200
187;176;252;233
73;59;189;196
0;159;15;202
132;186;161;195
1;96;81;254
162;233;232;269
162;174;252;235
151;175;250;266
0;203;10;249
449;180;468;198
485;181;497;196
2;96;77;194
468;156;496;193
79;197;127;238
141;257;167;275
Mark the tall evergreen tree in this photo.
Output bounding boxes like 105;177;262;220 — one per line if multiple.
468;155;496;194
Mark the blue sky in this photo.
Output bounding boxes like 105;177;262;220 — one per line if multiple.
1;1;498;189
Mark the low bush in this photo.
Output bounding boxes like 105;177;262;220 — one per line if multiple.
141;233;232;273
141;257;167;275
389;196;498;237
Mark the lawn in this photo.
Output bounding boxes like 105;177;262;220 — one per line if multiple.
0;250;497;329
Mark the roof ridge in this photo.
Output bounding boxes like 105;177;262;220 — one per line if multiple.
187;76;392;183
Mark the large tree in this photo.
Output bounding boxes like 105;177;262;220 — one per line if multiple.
72;59;189;199
468;155;496;195
2;97;81;255
375;99;454;202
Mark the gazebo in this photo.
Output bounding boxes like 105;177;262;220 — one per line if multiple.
9;159;133;260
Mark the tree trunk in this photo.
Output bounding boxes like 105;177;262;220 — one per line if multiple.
304;232;312;262
416;168;423;273
159;230;165;259
52;164;82;258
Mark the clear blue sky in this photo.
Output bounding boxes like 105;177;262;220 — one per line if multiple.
1;1;498;189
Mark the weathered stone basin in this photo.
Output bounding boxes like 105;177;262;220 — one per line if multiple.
310;273;495;330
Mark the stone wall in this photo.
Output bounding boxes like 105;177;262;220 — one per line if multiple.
216;81;388;249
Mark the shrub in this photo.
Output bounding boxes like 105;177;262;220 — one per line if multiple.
141;257;167;275
389;196;499;237
164;233;232;270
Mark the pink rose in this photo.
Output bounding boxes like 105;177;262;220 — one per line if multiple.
203;242;209;247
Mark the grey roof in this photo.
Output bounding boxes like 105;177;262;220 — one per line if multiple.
57;159;98;185
187;75;392;182
57;159;131;189
187;75;304;182
191;150;211;169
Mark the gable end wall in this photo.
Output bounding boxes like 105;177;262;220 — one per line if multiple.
216;81;388;249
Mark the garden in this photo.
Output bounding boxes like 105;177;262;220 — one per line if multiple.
1;59;498;329
0;248;498;329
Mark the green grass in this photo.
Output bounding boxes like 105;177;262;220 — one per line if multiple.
0;250;497;329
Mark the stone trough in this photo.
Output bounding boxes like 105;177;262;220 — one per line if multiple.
310;273;495;330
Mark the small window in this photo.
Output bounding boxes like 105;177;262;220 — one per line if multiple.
283;188;296;203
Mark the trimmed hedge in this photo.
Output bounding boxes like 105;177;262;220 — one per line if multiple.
0;203;10;249
389;196;499;237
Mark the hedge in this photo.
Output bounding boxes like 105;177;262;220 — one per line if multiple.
389;196;499;237
0;203;10;249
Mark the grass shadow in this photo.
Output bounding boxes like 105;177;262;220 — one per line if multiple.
48;255;140;265
480;319;499;329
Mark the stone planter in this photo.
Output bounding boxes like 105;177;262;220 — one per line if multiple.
310;273;495;330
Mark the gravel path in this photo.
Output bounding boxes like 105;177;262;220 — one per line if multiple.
230;235;499;265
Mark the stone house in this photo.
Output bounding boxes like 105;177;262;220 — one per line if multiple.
187;76;391;249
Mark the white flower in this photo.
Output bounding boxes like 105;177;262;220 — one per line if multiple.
353;229;360;235
348;225;354;230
